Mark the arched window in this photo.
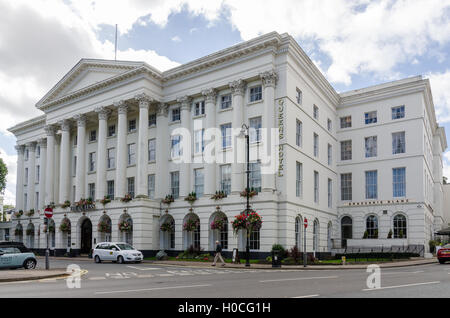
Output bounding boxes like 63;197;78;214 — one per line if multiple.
341;216;352;248
393;214;407;238
295;216;302;249
366;215;378;239
313;219;319;251
327;222;332;251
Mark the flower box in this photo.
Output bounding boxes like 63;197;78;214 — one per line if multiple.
61;200;71;209
240;188;258;198
162;194;175;205
211;191;227;200
184;192;197;204
26;229;33;236
71;198;96;212
26;209;35;217
121;194;133;203
15;229;23;236
100;196;112;206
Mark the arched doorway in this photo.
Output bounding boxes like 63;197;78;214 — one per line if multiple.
118;213;133;245
26;223;35;248
341;216;352;248
60;217;71;251
48;219;56;249
80;218;92;254
15;223;23;243
160;214;175;250
209;210;228;251
98;214;112;242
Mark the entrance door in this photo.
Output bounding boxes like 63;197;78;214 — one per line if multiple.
80;219;92;254
341;216;352;248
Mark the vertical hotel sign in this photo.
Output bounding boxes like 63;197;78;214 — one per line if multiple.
278;99;285;177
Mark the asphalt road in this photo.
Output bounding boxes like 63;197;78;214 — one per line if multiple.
0;258;449;298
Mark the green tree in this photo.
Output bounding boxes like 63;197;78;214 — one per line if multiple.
0;157;7;195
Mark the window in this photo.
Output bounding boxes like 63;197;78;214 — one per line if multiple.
107;180;114;200
74;135;77;146
341;173;352;201
24;168;28;184
296;120;302;147
89;152;96;172
365;111;377;124
170;172;179;199
194;101;205;116
35;192;39;211
340;116;352;128
108;125;116;137
148;175;155;199
171;108;180;122
24;194;27;212
249;85;262;102
221;123;232;149
194;169;204;197
313;133;319;157
328;144;332;165
221;95;232;110
328;178;332;208
365;170;378;199
127;177;135;198
313;220;319;251
127;144;136;166
249;117;262;143
340;140;352;160
25;149;29;161
393;167;406;197
220;165;231;195
296;162;303;197
193;220;200;249
249;228;260;250
107;148;115;169
128;119;136;133
220;221;228;250
194;130;204;154
327;119;332;131
36;146;40;158
295;217;302;249
314;171;319;203
296;88;302;105
249;162;261;192
148;113;156;126
393;214;407;238
392;105;405;120
148;139;156;162
73;156;77;176
365;136;377;158
89;130;97;142
366;215;378;238
313;105;319;120
392;132;405;154
171;135;182;158
36;165;40;183
88;183;95;200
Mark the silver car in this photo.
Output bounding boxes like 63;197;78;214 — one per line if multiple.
0;245;37;269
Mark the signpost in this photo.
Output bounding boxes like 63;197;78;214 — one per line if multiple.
44;207;53;270
303;218;308;268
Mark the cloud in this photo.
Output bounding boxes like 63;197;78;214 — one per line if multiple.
171;35;182;43
0;148;17;206
427;70;450;124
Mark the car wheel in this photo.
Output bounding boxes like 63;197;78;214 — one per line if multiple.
439;259;446;264
117;256;125;264
94;255;101;263
24;259;37;270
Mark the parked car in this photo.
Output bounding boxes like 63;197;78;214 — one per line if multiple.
0;242;37;269
437;244;450;264
92;242;143;264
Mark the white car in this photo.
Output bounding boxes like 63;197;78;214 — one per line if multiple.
93;242;143;264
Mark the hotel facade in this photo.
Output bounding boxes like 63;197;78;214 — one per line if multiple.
7;32;446;257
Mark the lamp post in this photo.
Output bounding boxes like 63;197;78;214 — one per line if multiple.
240;124;251;267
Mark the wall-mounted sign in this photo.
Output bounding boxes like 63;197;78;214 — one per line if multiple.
278;99;285;177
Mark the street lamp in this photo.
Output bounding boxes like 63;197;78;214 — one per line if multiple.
239;124;251;267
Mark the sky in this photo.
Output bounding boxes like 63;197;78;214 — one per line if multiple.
0;0;450;205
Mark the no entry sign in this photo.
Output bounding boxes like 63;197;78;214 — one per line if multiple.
304;218;308;228
44;207;53;218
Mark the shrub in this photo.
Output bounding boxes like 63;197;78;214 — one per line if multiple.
271;244;286;258
288;246;302;264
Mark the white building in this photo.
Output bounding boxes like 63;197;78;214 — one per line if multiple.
7;32;446;257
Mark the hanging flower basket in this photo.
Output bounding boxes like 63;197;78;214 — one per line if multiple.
160;222;175;232
44;225;55;233
26;229;34;236
162;194;174;205
14;210;23;218
211;191;227;200
100;196;112;206
183;218;199;232
59;219;71;233
240;188;258;198
48;202;56;209
98;219;111;233
26;209;35;217
210;217;227;231
184;192;197;204
61;200;71;209
15;229;23;236
231;210;262;235
118;220;132;233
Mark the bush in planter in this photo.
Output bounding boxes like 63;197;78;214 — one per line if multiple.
61;200;71;208
271;244;286;259
288;246;302;264
398;230;405;238
429;240;437;254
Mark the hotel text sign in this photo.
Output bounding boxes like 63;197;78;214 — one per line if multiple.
278;99;285;177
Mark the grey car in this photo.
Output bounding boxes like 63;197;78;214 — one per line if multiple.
0;243;37;270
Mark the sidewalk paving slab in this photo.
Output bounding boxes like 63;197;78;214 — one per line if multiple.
0;269;69;282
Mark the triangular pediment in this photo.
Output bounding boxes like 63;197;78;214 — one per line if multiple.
36;59;146;109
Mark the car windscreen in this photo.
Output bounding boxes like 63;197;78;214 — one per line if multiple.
0;247;20;254
116;244;134;250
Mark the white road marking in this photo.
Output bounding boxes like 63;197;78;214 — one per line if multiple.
38;279;57;283
260;276;338;283
382;270;424;275
89;277;107;281
292;294;320;298
137;274;154;278
95;284;211;295
156;274;174;277
362;281;440;291
126;266;159;271
167;270;192;276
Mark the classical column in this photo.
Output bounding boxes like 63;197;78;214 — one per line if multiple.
74;114;87;201
135;93;153;198
38;138;47;211
178;95;192;197
202;88;217;195
114;100;128;199
15;145;25;211
44;125;56;205
230;79;246;194
58;119;71;204
27;142;37;212
155;103;169;199
260;70;278;191
95;107;110;201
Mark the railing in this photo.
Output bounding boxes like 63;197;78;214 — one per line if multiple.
334;244;425;261
70;203;96;212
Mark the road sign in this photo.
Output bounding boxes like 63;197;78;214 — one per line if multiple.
44;207;53;218
304;218;308;228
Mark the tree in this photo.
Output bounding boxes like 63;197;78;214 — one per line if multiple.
0;157;7;195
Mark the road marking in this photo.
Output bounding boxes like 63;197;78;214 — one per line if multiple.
126;266;159;271
362;281;440;291
260;276;338;283
292;294;320;298
38;279;57;283
89;277;107;280
156;274;174;277
167;270;193;276
137;274;154;278
95;284;211;295
382;270;424;275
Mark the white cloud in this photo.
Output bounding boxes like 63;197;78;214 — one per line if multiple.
427;70;450;124
0;148;17;206
171;35;182;43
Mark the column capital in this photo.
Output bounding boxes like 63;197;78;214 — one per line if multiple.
94;106;111;121
135;93;153;109
201;88;217;104
44;124;56;137
157;103;169;117
229;79;246;96
15;145;25;154
58;119;72;132
74;114;87;127
260;70;278;88
114;100;129;114
38;138;47;148
177;95;192;111
26;141;37;151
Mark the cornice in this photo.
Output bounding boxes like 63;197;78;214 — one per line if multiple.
7;115;46;136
